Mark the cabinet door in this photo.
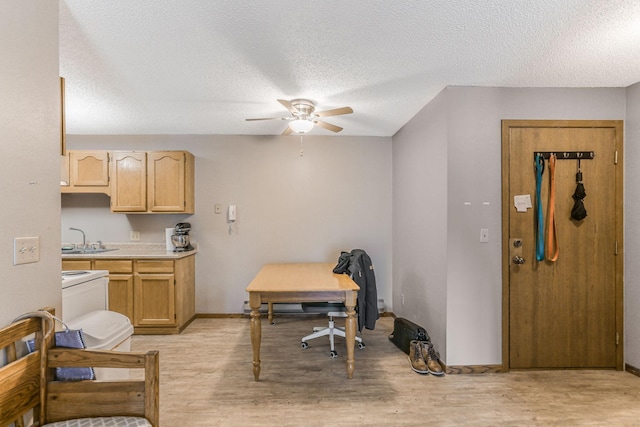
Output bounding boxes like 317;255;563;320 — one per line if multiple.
147;152;186;212
70;151;110;187
111;151;147;212
94;260;135;322
107;273;134;322
133;274;175;326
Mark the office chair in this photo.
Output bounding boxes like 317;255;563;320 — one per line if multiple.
300;302;365;358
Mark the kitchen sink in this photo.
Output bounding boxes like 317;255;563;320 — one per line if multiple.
61;248;119;255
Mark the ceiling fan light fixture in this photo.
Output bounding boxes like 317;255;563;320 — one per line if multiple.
289;118;314;134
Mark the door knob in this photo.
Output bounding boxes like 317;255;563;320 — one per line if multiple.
513;255;525;265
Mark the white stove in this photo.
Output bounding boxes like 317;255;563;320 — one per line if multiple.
61;270;109;289
61;270;110;322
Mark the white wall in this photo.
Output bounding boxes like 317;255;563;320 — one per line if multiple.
393;86;626;366
0;2;61;326
445;87;625;365
625;82;640;369
62;135;393;314
392;89;449;359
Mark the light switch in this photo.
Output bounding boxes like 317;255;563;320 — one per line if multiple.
14;237;39;265
480;229;489;243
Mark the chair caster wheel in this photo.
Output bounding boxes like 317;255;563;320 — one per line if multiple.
301;342;309;349
330;350;338;358
358;342;366;350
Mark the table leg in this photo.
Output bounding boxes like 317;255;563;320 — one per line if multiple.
268;302;274;325
249;293;262;381
344;291;357;379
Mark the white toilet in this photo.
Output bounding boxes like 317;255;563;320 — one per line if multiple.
61;270;134;379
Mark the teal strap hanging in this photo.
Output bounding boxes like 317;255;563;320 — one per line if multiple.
535;153;545;261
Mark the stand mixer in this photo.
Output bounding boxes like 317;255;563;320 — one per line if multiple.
171;223;194;252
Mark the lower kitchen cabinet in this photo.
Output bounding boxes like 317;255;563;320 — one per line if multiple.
134;260;175;327
94;260;134;322
62;255;195;334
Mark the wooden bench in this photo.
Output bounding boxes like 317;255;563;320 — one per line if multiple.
0;311;159;427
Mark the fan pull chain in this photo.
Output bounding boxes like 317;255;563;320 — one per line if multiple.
300;135;304;157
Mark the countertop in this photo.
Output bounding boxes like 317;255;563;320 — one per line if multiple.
61;243;197;260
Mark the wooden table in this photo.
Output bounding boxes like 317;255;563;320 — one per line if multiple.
246;263;360;381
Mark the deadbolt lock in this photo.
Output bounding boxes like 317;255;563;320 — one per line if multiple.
509;237;524;267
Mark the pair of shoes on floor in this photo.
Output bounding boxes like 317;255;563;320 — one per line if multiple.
408;340;445;376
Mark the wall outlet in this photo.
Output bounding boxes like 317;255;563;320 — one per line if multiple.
215;204;221;214
14;236;39;265
130;231;141;241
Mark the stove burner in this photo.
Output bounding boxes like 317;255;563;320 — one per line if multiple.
62;271;90;276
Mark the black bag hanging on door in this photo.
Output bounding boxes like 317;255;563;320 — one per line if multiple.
571;161;587;221
388;317;430;355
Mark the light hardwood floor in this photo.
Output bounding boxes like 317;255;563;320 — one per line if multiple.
131;316;640;426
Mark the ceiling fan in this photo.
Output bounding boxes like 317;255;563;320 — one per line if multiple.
245;99;353;135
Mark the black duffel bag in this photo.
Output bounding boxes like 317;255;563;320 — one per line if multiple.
388;317;430;354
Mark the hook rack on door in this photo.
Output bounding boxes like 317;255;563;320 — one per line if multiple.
534;151;595;160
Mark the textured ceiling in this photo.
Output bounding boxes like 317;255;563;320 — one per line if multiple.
60;1;640;136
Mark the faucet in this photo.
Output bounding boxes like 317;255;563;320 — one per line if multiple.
69;227;86;248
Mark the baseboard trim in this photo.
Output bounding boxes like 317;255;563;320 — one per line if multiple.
625;363;640;377
446;365;506;374
196;312;396;319
196;313;247;318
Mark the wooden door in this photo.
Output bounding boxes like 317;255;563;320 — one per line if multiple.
147;151;186;212
502;120;623;370
111;151;147;212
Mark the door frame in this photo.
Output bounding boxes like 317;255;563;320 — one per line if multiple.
501;119;624;370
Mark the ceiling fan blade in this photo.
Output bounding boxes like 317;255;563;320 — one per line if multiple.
278;99;298;115
282;126;293;136
314;106;353;118
314;120;343;133
245;117;287;121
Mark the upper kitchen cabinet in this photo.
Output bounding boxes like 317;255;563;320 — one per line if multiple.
111;150;195;214
60;150;110;195
110;151;147;212
147;151;194;213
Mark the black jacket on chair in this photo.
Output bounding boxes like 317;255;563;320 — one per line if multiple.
334;249;379;332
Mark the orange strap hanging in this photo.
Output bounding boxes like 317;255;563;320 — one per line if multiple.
546;154;559;261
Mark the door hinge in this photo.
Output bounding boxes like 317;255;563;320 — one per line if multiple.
614;150;618;165
616;332;619;346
